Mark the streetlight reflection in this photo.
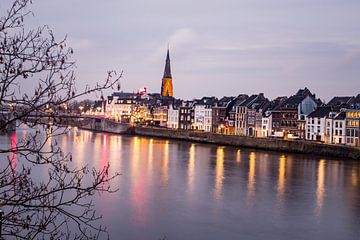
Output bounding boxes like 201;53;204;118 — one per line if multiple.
214;147;224;201
315;160;326;217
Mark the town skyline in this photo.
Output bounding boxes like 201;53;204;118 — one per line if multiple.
15;0;360;101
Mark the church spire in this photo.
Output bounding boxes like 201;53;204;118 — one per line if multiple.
161;47;173;97
163;48;172;78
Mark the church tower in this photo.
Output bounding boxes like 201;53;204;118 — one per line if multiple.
161;48;173;97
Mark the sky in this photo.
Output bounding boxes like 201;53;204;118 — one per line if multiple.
9;0;360;101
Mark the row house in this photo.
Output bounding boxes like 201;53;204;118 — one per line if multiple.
227;94;249;135
152;105;168;127
105;92;137;123
261;97;287;137
179;101;194;130
234;93;269;137
167;103;180;129
323;96;353;144
325;112;346;144
193;97;217;132
212;97;235;134
271;88;319;139
305;95;360;145
345;94;360;146
346;109;360;146
305;107;332;141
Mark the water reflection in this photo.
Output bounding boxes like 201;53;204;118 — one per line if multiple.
315;160;326;217
130;137;148;224
277;155;286;205
2;128;360;240
247;152;256;205
187;144;196;195
161;140;169;186
147;139;153;174
236;149;241;163
214;147;224;201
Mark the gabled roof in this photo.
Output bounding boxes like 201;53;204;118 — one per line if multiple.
350;94;360;109
277;87;318;109
195;96;218;106
282;95;308;108
239;94;258;107
307;106;332;118
231;96;249;111
268;96;287;111
215;96;235;107
326;96;353;108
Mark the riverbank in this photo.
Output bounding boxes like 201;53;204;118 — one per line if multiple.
132;126;360;160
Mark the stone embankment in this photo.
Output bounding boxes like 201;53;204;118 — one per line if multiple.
133;126;360;160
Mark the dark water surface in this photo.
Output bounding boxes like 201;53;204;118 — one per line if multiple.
2;127;360;239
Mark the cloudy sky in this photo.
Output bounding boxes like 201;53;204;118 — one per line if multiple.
20;0;360;101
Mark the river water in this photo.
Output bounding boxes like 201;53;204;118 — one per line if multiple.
2;127;360;239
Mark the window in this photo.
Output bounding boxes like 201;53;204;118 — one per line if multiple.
318;119;321;125
335;122;338;128
335;130;338;136
339;122;343;128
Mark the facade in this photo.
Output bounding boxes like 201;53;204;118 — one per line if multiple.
328;112;346;144
105;92;137;123
234;93;269;137
345;109;360;146
179;101;194;130
161;49;173;97
212;97;235;134
227;95;248;135
271;88;318;138
167;104;180;129
192;97;217;132
261;113;272;137
152;105;168;127
305;107;331;142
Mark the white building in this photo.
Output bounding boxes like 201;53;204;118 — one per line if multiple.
305;107;331;142
105;92;136;123
261;113;272;138
324;111;346;144
192;98;216;132
167;104;180;129
193;104;205;131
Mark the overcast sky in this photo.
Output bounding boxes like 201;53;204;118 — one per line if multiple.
19;0;360;101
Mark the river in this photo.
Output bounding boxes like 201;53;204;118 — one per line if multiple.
1;127;360;239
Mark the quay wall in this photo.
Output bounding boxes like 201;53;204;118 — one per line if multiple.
80;118;132;134
133;126;360;160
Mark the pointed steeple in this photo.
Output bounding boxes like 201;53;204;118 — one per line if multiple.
161;47;174;97
163;48;172;78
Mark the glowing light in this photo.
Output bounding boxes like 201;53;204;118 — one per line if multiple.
315;160;326;217
161;140;169;185
236;149;241;163
214;147;224;201
247;152;256;205
187;144;196;194
276;155;286;205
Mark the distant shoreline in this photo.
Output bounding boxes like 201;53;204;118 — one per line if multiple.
131;126;360;160
54;115;360;160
